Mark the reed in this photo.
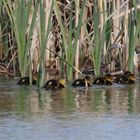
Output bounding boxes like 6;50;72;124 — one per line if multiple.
53;0;68;78
0;1;11;62
127;1;140;72
37;0;54;88
73;0;87;78
91;0;107;77
53;0;86;80
3;0;39;80
1;0;140;82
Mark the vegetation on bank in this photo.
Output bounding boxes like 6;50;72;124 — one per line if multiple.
0;0;140;88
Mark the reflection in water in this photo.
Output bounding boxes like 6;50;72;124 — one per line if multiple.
0;77;140;140
0;82;140;116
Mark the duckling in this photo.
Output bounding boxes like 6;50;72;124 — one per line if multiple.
126;73;136;84
113;74;124;83
93;74;113;85
114;71;136;84
17;75;37;85
104;74;113;85
44;78;66;90
71;76;92;87
93;77;105;85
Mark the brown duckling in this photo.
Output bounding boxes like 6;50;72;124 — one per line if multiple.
17;75;37;85
93;74;113;85
71;76;92;87
44;78;66;90
125;73;136;84
114;71;136;84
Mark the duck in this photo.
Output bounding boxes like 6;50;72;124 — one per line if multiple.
71;75;92;87
93;74;113;85
44;78;66;90
113;71;136;84
17;75;37;85
126;73;136;84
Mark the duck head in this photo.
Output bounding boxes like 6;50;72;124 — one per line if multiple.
59;78;67;87
127;73;136;83
105;74;113;84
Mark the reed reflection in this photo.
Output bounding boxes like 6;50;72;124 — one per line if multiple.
71;84;140;115
0;83;140;118
72;89;92;112
48;89;75;115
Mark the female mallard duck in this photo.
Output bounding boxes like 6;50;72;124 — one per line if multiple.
71;76;92;87
44;78;66;90
114;71;136;84
17;75;37;85
93;74;113;85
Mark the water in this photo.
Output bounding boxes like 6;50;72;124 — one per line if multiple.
0;77;140;140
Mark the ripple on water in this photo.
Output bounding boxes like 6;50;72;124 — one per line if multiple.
0;78;139;140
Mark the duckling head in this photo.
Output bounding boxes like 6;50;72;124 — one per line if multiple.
128;74;136;83
105;74;113;84
44;79;59;90
71;79;85;87
123;71;132;76
59;78;66;87
17;77;29;85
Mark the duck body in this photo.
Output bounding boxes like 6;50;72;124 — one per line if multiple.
71;76;92;87
114;71;136;84
105;79;113;85
114;75;135;84
113;75;124;84
17;77;36;85
72;79;91;87
93;74;113;85
93;77;106;85
44;79;65;90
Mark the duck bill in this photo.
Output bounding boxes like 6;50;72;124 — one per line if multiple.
59;79;66;87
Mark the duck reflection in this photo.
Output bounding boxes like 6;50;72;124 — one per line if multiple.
73;89;92;112
9;83;140;116
46;89;75;115
71;84;140;114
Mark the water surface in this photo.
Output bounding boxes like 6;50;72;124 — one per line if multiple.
0;77;140;140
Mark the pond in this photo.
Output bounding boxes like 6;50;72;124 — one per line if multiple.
0;77;140;140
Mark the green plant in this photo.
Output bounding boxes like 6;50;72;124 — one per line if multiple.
128;0;140;72
53;0;86;80
3;0;39;80
37;0;54;88
91;0;107;77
